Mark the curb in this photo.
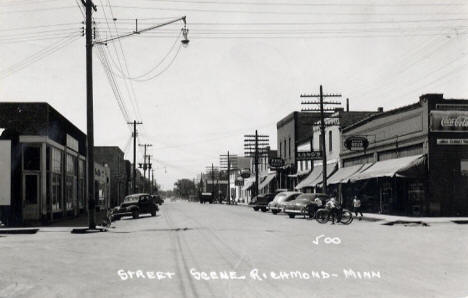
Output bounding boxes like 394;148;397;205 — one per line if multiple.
0;228;39;234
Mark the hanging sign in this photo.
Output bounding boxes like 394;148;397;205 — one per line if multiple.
344;136;369;151
268;157;285;168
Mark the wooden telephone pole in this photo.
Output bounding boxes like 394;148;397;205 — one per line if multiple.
301;85;341;194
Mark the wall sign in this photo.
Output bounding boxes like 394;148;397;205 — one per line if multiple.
296;151;323;161
240;168;251;178
268;157;285;168
431;111;468;132
344;136;369;151
437;139;468;145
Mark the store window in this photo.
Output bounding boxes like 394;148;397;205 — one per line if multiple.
50;147;62;212
380;182;392;213
65;154;77;211
23;146;40;171
78;159;85;210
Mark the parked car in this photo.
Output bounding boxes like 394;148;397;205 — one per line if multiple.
112;193;159;219
200;192;214;204
267;191;301;214
249;193;276;212
284;193;329;218
151;194;164;205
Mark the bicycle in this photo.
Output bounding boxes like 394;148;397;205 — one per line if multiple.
315;207;353;225
101;208;113;229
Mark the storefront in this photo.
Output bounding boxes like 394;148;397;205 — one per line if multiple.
0;102;87;225
295;162;337;193
339;94;468;216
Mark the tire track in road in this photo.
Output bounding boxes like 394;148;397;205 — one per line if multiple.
175;205;287;298
163;207;201;298
164;205;223;298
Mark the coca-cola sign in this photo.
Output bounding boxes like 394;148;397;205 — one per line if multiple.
431;111;468;132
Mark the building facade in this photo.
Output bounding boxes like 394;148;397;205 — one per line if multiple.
337;94;468;216
0;102;87;225
276;111;324;189
94;146;127;207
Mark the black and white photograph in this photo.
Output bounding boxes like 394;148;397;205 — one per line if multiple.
0;0;468;297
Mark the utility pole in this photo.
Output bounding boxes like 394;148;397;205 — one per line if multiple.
211;163;215;202
151;168;154;195
146;154;152;193
83;0;97;230
138;143;152;190
220;152;238;205
301;85;341;194
244;132;269;199
227;151;230;204
128;120;143;193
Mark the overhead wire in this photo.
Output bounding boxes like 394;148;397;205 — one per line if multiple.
102;0;144;128
0;33;81;80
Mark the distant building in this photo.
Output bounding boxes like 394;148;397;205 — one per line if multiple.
94;146;127;207
276;111;325;190
296;109;381;192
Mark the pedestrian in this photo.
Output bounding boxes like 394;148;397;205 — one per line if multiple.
353;195;363;220
326;197;338;224
308;196;323;218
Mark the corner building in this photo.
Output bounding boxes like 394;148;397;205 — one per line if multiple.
339;94;468;216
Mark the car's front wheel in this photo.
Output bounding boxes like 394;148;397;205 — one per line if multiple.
272;209;279;215
132;210;139;219
288;213;295;218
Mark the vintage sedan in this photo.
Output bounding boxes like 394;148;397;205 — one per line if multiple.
284;193;329;218
267;191;301;214
112;193;159;219
249;193;276;212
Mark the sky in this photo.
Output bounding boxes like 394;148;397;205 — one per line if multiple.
0;0;467;190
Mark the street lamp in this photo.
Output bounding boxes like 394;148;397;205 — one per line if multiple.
181;26;190;47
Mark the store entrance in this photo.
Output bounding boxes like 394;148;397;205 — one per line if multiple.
23;173;40;220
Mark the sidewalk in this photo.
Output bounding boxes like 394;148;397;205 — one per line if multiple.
360;213;468;224
235;203;468;224
0;211;108;234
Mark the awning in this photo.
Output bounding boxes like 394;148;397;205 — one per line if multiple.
259;173;276;191
327;163;373;185
295;163;337;190
241;178;255;191
349;155;426;182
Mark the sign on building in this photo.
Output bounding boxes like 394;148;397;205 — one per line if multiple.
461;160;468;176
344;136;369;151
296;151;323;161
0;140;11;206
268;157;285;168
430;111;468;132
437;139;468;145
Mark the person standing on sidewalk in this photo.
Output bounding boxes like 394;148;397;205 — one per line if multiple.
353;195;363;220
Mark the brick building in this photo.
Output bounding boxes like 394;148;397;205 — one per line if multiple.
94;146;127;207
338;94;468;216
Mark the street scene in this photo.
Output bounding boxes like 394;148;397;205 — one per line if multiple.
1;200;468;298
1;0;468;297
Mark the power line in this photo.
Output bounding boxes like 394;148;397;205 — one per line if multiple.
103;4;468;16
0;33;81;79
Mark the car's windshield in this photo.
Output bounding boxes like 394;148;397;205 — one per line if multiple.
124;196;139;203
295;194;314;201
272;193;287;202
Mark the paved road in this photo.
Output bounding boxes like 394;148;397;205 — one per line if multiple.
1;200;467;298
